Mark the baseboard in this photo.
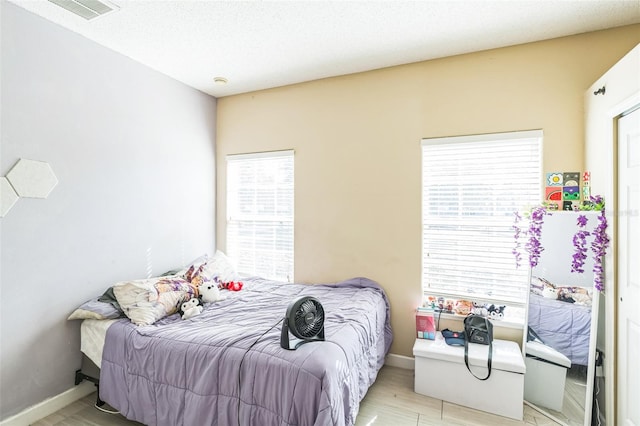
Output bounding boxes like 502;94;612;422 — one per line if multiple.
385;353;415;370
0;382;95;426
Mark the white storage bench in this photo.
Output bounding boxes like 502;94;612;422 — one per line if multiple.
413;331;526;420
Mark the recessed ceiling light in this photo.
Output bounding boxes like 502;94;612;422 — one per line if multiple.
213;77;228;85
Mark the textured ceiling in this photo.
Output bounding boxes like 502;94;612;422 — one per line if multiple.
8;0;640;98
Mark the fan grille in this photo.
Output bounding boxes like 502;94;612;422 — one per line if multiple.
293;298;324;338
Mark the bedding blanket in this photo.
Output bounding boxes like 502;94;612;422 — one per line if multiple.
100;277;392;426
527;293;591;366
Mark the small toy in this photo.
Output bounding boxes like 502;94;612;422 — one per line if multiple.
180;297;203;320
200;281;227;303
425;295;437;309
558;291;576;304
487;304;505;319
223;281;243;291
471;302;489;317
432;296;453;313
542;285;558;299
453;300;473;316
444;299;454;312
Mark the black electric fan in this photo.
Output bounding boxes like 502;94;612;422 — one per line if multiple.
280;296;325;350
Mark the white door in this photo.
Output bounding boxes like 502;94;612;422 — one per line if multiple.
618;106;640;426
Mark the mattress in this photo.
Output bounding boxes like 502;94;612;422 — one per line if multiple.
80;318;117;368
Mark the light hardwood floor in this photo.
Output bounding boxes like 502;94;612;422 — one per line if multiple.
530;366;589;426
32;366;561;426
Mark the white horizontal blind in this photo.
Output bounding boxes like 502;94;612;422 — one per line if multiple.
227;150;294;282
421;131;542;304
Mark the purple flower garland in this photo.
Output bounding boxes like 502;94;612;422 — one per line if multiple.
571;215;590;273
514;195;610;291
591;210;610;291
524;206;548;268
512;211;523;269
577;195;610;291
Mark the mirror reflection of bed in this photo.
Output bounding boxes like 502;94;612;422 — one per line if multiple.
527;278;594;425
523;211;602;426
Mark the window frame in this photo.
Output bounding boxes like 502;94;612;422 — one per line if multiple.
226;149;294;282
421;130;542;314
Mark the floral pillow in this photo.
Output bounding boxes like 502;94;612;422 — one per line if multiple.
557;286;592;306
530;276;553;296
530;276;592;306
113;276;198;326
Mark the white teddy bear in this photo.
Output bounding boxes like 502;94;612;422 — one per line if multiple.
180;298;203;320
541;285;558;299
200;281;227;303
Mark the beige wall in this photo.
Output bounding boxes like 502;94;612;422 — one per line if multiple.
216;25;640;357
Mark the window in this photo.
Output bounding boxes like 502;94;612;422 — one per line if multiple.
226;150;294;282
421;131;542;307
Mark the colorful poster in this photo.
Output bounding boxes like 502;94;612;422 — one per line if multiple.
544;170;591;209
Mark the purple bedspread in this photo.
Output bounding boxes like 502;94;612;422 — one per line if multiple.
527;293;591;366
100;277;392;426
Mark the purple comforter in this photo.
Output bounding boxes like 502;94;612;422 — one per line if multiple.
528;293;591;365
100;277;392;426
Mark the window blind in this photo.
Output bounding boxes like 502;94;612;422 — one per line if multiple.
421;131;542;304
226;150;294;282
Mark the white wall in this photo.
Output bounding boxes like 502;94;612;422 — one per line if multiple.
584;42;640;426
0;2;216;419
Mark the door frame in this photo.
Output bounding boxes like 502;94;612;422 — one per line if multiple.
613;95;640;425
604;91;640;426
585;42;640;426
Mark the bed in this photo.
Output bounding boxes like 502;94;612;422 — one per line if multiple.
78;275;392;426
527;293;591;366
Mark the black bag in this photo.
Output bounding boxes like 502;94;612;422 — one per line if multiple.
463;314;493;380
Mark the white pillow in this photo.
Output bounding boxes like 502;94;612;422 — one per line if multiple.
202;250;240;284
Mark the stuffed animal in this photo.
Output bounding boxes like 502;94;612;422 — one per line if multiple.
222;281;243;291
471;302;489;317
567;291;591;306
487;304;505;318
542;285;558;299
200;281;226;303
453;300;473;316
180;297;203;320
434;296;452;313
558;291;576;303
444;299;454;313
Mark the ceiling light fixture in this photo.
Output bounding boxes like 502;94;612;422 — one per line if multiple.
213;77;228;85
47;0;119;20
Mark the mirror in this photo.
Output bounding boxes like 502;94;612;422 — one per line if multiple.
523;211;601;426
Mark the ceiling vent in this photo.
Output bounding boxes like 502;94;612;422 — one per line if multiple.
47;0;119;20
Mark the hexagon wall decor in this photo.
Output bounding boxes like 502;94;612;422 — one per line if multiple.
1;177;19;217
6;159;58;199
